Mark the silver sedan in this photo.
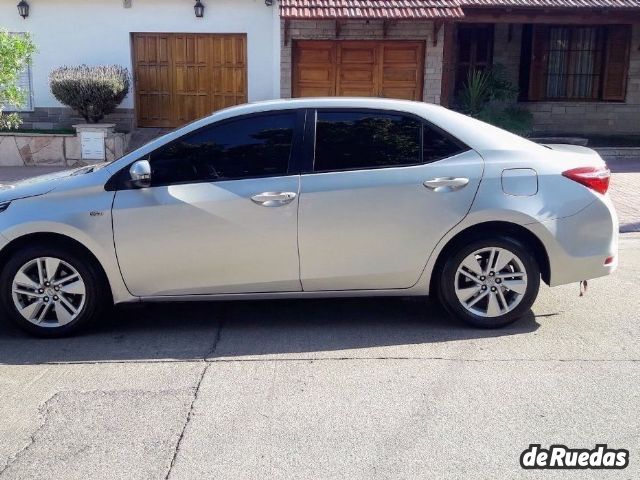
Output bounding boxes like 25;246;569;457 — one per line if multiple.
0;98;618;336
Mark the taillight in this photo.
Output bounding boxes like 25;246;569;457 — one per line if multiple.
562;166;610;195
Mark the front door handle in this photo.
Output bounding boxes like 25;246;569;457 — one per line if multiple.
250;191;297;207
423;177;469;192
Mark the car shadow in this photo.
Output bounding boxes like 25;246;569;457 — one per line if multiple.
0;297;543;365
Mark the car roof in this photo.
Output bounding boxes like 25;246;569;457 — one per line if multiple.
211;97;443;119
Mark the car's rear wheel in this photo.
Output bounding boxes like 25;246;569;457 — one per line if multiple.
439;237;540;328
0;245;106;337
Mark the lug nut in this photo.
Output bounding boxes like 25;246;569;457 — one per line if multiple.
491;287;497;292
38;288;44;294
495;278;502;284
54;286;60;291
43;296;49;302
44;282;50;287
489;271;495;277
53;295;59;301
480;276;486;281
481;285;487;290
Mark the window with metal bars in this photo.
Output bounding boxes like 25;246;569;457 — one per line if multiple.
526;24;631;102
544;26;605;100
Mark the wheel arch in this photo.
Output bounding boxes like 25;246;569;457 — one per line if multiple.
428;221;551;296
0;232;113;304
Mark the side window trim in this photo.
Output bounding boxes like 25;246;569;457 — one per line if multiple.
300;108;316;175
105;109;306;191
288;109;308;175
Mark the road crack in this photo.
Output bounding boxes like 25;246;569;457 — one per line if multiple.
0;392;62;478
164;319;224;480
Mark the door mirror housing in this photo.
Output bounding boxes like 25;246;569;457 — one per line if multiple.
129;160;151;188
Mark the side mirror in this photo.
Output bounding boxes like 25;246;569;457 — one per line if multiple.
129;160;151;188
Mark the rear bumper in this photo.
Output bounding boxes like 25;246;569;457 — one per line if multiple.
528;195;618;287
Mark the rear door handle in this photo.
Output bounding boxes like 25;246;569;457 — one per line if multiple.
250;191;297;207
423;177;469;192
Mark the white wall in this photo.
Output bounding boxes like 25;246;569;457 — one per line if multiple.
0;0;281;109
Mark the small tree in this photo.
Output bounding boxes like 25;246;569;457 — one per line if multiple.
49;65;130;123
0;30;36;130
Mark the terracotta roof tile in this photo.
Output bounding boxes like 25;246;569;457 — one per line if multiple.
280;0;465;19
461;0;640;7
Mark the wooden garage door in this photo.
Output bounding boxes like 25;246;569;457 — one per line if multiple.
133;33;247;128
293;40;425;101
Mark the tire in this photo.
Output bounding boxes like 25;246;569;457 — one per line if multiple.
438;236;540;328
0;244;107;337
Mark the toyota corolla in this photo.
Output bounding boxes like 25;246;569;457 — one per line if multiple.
0;98;618;336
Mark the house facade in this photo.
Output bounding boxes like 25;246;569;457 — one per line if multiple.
2;0;640;135
1;0;281;131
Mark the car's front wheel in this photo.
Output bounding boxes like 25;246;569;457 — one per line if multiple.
439;237;540;328
0;245;107;337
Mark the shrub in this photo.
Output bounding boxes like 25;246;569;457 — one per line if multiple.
456;69;491;116
476;105;533;136
0;30;36;130
454;64;532;135
49;65;130;123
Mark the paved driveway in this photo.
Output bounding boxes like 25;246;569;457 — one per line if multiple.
0;164;638;479
607;158;640;232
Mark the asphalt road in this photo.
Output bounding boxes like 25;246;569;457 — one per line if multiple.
0;233;638;479
0;164;638;478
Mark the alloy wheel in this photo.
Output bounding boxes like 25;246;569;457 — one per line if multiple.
454;247;528;318
11;257;86;327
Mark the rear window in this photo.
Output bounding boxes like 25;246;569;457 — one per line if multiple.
423;124;470;163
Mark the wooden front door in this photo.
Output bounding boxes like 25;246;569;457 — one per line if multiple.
293;40;425;101
133;33;247;128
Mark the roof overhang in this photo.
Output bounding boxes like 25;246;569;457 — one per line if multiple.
279;0;465;20
459;0;640;8
280;0;640;22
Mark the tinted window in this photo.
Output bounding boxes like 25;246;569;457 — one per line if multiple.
149;113;296;186
423;124;469;163
314;111;421;172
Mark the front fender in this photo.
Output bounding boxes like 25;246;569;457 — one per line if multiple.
0;188;134;304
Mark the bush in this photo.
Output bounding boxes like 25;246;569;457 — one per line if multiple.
476;105;533;136
454;64;532;136
0;30;36;130
49;65;130;123
456;69;491;116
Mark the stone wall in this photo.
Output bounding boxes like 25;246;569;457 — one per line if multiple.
17;107;135;133
281;19;445;104
493;24;640;135
0;130;128;167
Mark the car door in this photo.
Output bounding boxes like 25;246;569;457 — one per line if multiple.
298;109;484;291
111;110;304;296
